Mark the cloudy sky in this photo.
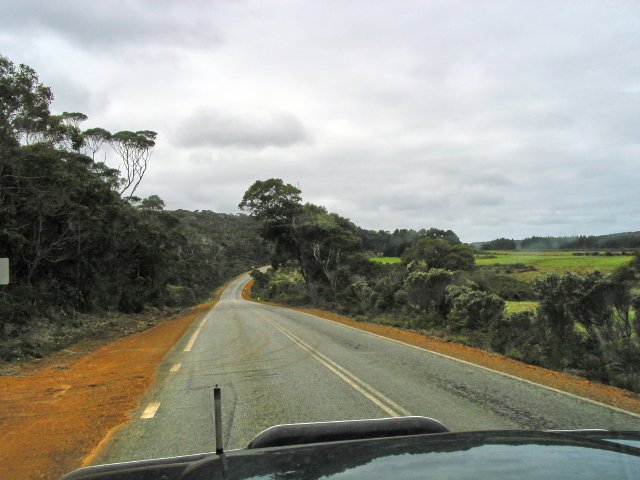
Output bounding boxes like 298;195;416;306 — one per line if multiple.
1;0;639;242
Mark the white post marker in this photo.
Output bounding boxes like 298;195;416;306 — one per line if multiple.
0;258;8;285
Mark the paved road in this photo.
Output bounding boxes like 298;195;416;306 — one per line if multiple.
96;274;640;464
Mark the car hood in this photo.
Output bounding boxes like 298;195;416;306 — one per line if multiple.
61;430;640;480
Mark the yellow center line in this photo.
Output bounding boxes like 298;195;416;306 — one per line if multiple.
254;309;411;417
170;363;181;372
140;402;161;419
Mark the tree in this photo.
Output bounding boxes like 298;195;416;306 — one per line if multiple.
424;228;461;244
110;130;156;198
608;264;637;341
482;237;517;250
239;178;303;231
0;55;53;145
296;204;362;297
446;286;505;330
534;271;618;367
82;127;112;161
382;229;421;256
139;194;166;211
239;178;303;268
240;179;363;299
404;266;453;312
402;237;475;271
533;273;575;345
48;112;87;151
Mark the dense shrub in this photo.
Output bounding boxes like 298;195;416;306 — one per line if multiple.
446;286;505;331
467;270;535;300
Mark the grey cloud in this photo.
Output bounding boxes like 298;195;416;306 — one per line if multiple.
0;0;221;50
5;0;640;242
173;109;311;150
464;191;504;207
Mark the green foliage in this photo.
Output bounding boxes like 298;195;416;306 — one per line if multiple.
481;237;516;250
0;56;269;359
240;179;363;299
402;237;475;271
446;286;505;331
0;55;53;145
139;194;165;211
379;227;460;257
490;311;546;364
82;127;112;160
522;232;640;250
404;266;453;313
239;178;302;234
467;269;535;300
533;273;578;363
110;130;157;198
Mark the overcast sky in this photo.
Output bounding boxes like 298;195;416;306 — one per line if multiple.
1;0;639;242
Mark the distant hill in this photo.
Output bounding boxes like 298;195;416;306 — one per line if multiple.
475;231;640;250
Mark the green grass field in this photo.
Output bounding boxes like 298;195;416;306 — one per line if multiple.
370;256;402;264
505;301;538;314
475;250;634;282
371;250;634;282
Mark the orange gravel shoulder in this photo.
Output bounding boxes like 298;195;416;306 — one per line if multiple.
0;287;224;480
243;280;640;416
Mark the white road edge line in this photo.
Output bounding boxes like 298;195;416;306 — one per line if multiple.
254;309;411;418
256;302;640;421
140;402;161;419
184;313;210;352
170;363;181;372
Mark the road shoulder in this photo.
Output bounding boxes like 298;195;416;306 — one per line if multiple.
0;286;226;480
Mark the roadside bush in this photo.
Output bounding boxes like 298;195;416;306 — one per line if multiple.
467;270;534;300
165;285;196;307
404;267;453;313
409;310;445;330
583;340;640;392
347;276;375;314
446;286;505;331
490;311;546;364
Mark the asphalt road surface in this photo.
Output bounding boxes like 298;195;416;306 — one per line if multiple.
96;274;640;464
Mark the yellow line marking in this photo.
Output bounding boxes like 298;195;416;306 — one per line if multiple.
184;314;210;352
140;402;161;419
170;363;181;372
254;310;410;417
257;303;640;421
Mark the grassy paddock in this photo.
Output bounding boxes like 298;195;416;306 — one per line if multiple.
505;301;538;314
475;250;633;282
370;256;402;264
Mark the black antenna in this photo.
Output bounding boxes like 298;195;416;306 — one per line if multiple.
214;384;223;454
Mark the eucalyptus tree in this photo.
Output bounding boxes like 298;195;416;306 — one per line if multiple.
0;55;53;145
240;178;362;298
110;130;156;198
239;178;303;267
82;127;112;161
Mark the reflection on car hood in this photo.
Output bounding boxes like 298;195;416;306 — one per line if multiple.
61;430;640;480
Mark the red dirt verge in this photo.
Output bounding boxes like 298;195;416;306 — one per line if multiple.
242;279;640;416
0;284;226;480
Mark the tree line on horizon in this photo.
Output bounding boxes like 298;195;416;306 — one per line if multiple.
480;232;640;251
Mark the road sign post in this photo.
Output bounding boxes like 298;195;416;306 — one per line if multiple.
0;258;8;285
